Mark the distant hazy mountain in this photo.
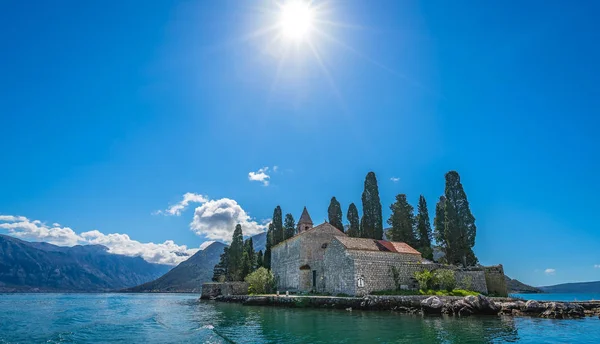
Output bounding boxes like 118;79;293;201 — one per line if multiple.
0;234;171;292
505;276;542;293
125;241;226;293
539;281;600;294
251;232;266;253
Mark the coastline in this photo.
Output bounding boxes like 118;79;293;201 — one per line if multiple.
207;294;600;319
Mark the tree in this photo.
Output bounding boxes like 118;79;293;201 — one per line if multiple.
360;172;383;239
433;195;447;257
387;194;417;246
272;206;283;245
263;224;273;270
284;213;296;240
327;197;344;232
256;250;264;268
212;246;229;282
228;224;245;280
346;203;360;237
415;195;433;260
245;267;276;295
443;171;478;267
240;237;256;279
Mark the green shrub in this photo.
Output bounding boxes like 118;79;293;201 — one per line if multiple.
433;269;456;292
245;267;275;294
335;293;351;297
414;270;436;290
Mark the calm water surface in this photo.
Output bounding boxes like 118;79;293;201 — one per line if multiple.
511;293;600;302
0;293;599;343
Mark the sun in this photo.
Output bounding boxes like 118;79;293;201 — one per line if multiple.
279;1;315;41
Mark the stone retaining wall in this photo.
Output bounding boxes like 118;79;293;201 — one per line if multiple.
201;282;249;299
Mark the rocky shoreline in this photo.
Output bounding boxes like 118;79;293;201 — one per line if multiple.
209;294;600;319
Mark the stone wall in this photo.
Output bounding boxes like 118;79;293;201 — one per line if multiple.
271;236;302;291
200;282;249;299
455;270;488;294
484;265;508;297
323;238;355;295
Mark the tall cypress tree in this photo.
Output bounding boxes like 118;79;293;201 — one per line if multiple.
360;172;383;239
284;213;296;240
212;246;229;282
327;197;344;232
263;224;273;269
256;250;264;268
443;171;478;267
433;195;447;260
240;237;255;279
272;206;283;245
387;194;417;246
415;195;433;260
228;224;244;280
346;203;360;237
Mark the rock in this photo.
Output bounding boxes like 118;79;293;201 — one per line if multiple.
447;295;500;316
541;302;584;319
421;296;444;315
522;300;545;313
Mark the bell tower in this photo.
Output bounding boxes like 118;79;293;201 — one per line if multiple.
297;207;314;233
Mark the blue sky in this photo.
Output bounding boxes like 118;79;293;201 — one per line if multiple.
1;0;599;286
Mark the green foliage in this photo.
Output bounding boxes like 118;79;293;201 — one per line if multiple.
433;196;447;260
212;246;229;282
434;269;456;292
272;206;283;245
264;224;273;270
371;289;420;296
283;213;296;240
256;250;264;269
442;171;478;267
335;293;351;297
370;289;478;297
360;172;383;239
415;195;433;260
245;267;276;295
387;194;417;246
228;224;245;281
390;266;401;290
459;274;473;291
346;203;360;237
327;197;344;232
415;270;436;290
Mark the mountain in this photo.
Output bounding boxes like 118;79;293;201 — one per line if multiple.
539;281;600;294
505;276;542;293
251;232;267;253
0;234;171;292
124;241;226;293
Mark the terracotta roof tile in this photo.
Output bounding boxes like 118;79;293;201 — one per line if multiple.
334;236;421;256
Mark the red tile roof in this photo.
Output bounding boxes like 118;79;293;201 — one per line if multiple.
334;236;421;256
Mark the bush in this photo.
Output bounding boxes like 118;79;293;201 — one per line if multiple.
433;269;456;292
414;270;435;290
245;267;276;294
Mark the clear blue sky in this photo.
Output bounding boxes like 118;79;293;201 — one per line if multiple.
1;0;599;286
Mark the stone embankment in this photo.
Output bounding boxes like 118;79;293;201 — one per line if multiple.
210;294;600;319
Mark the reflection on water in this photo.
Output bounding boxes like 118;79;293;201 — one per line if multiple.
0;294;599;344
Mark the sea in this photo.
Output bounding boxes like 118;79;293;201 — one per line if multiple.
1;293;599;344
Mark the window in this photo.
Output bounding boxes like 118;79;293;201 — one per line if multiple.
321;243;328;249
357;276;365;288
312;270;317;288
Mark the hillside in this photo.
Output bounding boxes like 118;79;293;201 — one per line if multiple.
124;241;226;293
505;276;542;293
540;281;600;294
0;234;171;292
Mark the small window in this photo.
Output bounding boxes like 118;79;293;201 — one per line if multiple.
321;243;328;249
357;276;365;288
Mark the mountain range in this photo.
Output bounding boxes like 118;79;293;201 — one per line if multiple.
0;234;171;292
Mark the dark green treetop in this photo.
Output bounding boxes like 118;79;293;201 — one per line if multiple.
387;194;417;246
327;197;344;232
346;203;360;237
360;171;383;239
284;213;295;240
415;195;433;260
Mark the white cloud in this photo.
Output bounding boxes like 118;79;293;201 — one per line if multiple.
273;166;279;173
199;240;216;250
390;177;400;183
0;215;197;266
190;198;267;242
594;265;600;269
544;268;556;275
248;167;270;186
155;192;209;216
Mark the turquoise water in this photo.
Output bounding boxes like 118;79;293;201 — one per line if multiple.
511;293;600;302
1;294;599;343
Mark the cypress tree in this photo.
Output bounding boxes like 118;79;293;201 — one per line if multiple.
327;197;344;232
387;194;417;246
415;195;433;260
212;246;229;282
240;237;255;279
228;224;245;280
256;250;264;268
346;203;360;237
443;171;478;267
284;213;296;240
263;224;273;269
272;206;283;245
433;195;447;259
360;172;383;239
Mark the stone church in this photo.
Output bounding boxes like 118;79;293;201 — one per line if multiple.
271;207;508;296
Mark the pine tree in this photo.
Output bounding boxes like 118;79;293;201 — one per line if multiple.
443;171;478;267
263;224;273;269
256;250;264;268
360;172;383;239
272;206;283;245
284;213;295;240
212;246;229;282
228;224;244;280
387;194;417;246
433;195;447;260
415;195;433;260
327;197;344;232
346;203;360;237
